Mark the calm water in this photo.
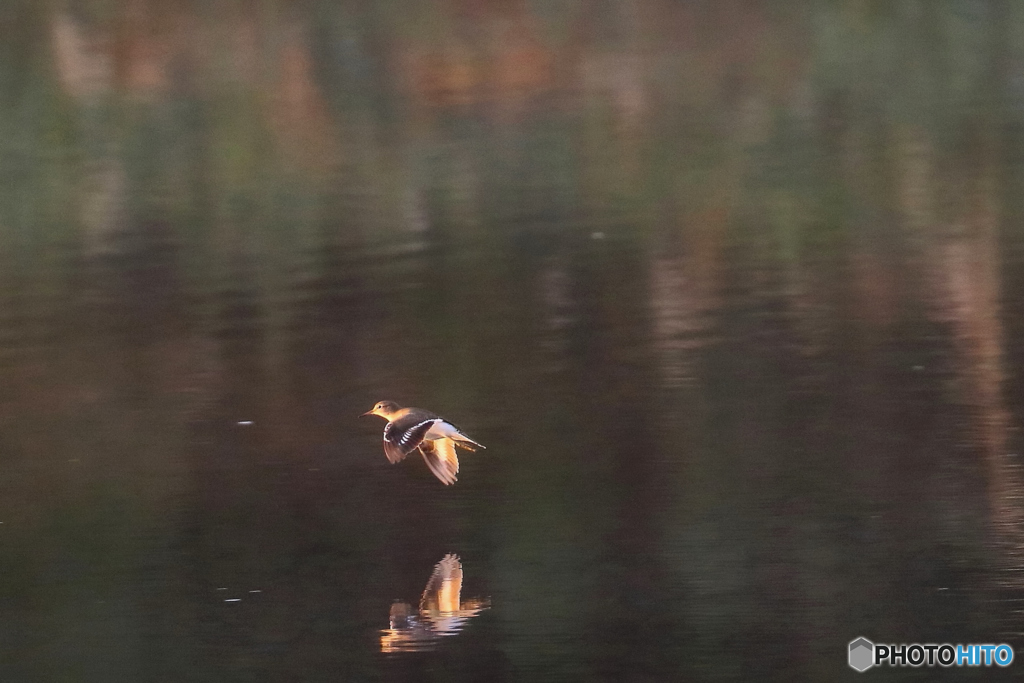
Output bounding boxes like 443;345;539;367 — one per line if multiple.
4;1;1024;681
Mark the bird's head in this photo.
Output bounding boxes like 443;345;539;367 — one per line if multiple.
361;400;401;419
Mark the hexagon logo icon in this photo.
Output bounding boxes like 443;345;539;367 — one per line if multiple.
849;637;874;672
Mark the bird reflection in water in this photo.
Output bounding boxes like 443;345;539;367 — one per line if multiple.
380;554;490;653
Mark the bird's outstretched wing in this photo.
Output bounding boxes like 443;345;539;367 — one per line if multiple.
383;418;438;464
420;553;463;612
419;439;459;485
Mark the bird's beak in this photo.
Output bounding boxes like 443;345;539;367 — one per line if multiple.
360;410;374;418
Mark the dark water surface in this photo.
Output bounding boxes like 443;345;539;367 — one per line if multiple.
5;1;1024;681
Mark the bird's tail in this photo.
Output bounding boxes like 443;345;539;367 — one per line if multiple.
452;434;485;452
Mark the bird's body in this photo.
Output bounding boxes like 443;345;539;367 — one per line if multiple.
362;401;485;484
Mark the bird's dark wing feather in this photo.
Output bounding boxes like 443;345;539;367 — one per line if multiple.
383;417;438;464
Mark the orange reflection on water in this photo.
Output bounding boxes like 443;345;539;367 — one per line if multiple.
380;554;490;653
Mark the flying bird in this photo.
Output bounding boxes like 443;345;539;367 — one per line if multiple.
361;401;485;484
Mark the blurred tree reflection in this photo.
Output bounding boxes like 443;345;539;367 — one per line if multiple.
3;0;1024;680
